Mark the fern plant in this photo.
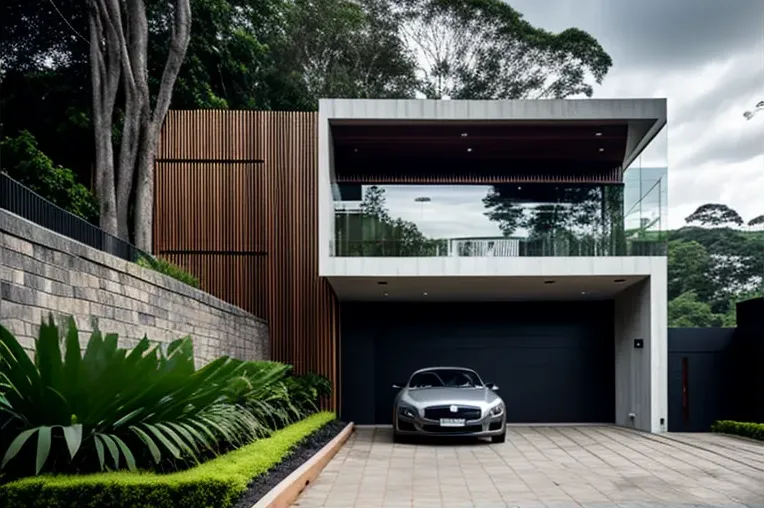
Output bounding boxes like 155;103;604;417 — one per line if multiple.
0;317;296;477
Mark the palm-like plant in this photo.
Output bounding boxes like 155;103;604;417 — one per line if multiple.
0;316;284;477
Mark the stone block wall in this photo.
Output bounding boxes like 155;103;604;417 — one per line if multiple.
0;210;269;364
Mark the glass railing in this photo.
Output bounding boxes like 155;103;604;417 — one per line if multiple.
332;181;667;257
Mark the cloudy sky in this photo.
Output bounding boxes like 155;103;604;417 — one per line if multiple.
507;0;764;229
340;0;763;239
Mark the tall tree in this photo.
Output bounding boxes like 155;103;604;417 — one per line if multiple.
667;240;711;301
394;0;612;99
263;0;418;110
748;214;764;228
88;0;191;249
684;203;744;228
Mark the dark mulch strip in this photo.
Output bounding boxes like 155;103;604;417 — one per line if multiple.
232;420;347;508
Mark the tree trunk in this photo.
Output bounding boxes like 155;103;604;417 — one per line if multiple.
88;0;121;237
133;0;191;253
88;0;190;250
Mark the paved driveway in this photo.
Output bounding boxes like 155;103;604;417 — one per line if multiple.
293;425;764;508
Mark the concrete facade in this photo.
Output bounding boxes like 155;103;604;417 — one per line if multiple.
318;98;669;433
0;210;269;364
318;97;667;274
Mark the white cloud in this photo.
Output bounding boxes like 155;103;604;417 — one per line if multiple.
505;0;764;229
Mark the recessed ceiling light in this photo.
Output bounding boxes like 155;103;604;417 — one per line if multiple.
423;292;428;296
595;132;602;136
467;148;473;152
517;186;522;190
354;148;358;152
598;148;604;152
614;278;626;283
383;292;389;297
377;281;388;285
581;291;587;295
461;132;468;137
544;280;556;284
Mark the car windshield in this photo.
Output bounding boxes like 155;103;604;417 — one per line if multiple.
408;369;483;389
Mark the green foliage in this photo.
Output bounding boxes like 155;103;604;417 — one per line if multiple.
337;185;444;256
0;317;316;478
396;0;612;99
668;240;711;301
668;214;764;327
668;292;721;328
0;131;98;223
711;420;764;441
0;412;335;508
685;203;744;228
136;256;201;289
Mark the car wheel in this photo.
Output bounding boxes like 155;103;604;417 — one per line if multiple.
491;430;506;443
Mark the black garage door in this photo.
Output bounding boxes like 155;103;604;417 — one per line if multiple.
340;301;615;424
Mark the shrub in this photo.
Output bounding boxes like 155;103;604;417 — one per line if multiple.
711;420;764;441
0;412;335;508
0;131;99;223
0;317;306;477
284;372;333;414
136;255;200;288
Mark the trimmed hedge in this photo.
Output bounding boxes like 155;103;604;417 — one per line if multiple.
711;420;764;441
0;412;335;508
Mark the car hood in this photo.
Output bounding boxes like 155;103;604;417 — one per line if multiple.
402;387;501;407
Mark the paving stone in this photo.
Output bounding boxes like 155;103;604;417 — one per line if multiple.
292;426;764;508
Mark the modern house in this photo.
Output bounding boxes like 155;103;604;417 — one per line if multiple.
155;98;668;432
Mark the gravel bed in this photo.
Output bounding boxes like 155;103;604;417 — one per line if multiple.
231;420;347;508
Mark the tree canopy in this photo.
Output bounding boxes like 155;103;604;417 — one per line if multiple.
668;204;763;326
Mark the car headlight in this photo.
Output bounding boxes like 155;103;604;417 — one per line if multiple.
398;405;417;419
490;403;505;417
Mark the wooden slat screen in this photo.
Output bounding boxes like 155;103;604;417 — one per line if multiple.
155;110;339;411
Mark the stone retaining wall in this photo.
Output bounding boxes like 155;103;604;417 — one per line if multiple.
0;210;269;363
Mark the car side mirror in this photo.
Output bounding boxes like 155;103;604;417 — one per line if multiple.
486;382;499;391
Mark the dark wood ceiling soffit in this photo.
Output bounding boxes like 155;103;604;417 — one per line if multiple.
331;122;629;178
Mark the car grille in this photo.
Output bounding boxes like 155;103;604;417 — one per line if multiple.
423;405;481;420
422;424;483;434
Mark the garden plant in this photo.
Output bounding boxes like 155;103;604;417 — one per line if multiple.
0;316;330;478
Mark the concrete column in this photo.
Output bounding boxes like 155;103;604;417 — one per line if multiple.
613;259;668;433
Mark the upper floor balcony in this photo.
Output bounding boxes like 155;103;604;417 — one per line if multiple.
318;98;667;279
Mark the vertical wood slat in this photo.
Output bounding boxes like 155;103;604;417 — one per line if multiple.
155;110;339;411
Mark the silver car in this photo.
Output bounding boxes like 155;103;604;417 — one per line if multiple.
392;366;506;443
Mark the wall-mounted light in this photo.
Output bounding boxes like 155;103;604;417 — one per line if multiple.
598;148;604;152
595;132;602;136
461;132;468;137
423;292;428;296
467;148;473;152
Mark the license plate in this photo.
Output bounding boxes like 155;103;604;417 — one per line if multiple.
439;418;465;427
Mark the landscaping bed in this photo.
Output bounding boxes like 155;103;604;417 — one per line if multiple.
711;420;764;441
232;419;347;508
0;413;337;508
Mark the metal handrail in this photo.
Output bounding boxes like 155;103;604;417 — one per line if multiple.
0;172;149;263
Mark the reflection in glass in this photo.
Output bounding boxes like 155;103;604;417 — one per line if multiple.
333;178;668;258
